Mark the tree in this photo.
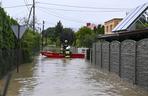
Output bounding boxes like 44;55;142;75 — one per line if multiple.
61;28;75;45
43;27;56;45
75;24;104;48
16;17;40;32
43;21;64;46
21;28;40;62
76;27;94;47
0;8;17;49
55;21;64;46
55;21;63;38
46;27;56;41
94;24;104;34
0;7;41;78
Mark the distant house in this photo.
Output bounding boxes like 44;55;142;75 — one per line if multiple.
86;23;96;30
104;18;122;34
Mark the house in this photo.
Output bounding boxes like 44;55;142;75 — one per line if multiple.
98;3;148;42
112;3;148;32
86;23;96;30
104;18;122;34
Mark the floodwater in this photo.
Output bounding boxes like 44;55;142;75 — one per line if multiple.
0;55;148;96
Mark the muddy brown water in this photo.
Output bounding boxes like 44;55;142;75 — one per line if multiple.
0;55;148;96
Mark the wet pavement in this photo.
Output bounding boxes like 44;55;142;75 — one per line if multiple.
0;55;148;96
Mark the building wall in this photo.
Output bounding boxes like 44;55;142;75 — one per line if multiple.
104;19;122;34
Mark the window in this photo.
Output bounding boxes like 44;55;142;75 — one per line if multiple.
110;25;113;32
106;26;108;32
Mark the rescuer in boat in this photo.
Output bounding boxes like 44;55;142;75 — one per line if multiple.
62;40;71;58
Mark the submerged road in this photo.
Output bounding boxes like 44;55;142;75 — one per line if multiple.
1;55;148;96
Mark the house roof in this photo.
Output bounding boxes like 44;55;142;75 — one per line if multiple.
97;29;148;42
104;18;123;24
112;3;148;32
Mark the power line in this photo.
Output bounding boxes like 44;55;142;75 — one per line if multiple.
27;6;33;26
37;2;130;10
37;7;86;24
33;0;35;32
24;0;30;10
23;0;31;19
37;7;85;23
3;2;130;12
37;6;126;13
4;4;32;8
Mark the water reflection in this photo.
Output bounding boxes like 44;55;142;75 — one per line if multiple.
0;55;148;96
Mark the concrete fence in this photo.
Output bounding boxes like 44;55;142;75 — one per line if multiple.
91;39;148;89
110;41;120;75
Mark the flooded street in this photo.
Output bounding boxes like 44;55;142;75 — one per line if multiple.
1;55;148;96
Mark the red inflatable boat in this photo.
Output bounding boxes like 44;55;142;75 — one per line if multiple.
41;51;85;58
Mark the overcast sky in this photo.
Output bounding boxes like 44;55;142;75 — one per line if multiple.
2;0;148;30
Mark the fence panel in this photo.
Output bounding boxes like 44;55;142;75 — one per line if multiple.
92;43;96;65
2;49;9;75
0;49;2;77
102;41;110;70
121;40;136;83
10;49;17;69
137;39;148;89
70;47;78;54
7;49;12;69
110;41;120;75
96;42;102;68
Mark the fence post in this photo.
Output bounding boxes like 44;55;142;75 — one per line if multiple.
109;43;111;72
90;48;92;63
95;43;97;65
119;43;121;77
135;43;137;84
101;43;103;68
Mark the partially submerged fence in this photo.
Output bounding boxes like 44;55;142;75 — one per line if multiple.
91;39;148;89
0;49;17;78
0;49;32;78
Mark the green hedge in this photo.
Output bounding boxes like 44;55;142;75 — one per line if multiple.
0;7;40;78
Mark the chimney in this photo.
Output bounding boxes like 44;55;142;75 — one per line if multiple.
86;23;91;26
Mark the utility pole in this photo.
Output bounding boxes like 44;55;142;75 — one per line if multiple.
42;21;45;50
33;0;35;32
0;0;2;7
27;6;33;27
